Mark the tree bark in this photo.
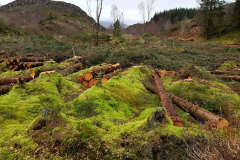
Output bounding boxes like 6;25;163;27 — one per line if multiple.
168;94;229;129
15;57;50;62
60;63;84;77
153;73;183;127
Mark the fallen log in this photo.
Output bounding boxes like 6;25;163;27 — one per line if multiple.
60;63;84;77
102;69;122;80
78;76;83;82
65;56;89;63
213;70;240;75
91;63;120;77
83;71;93;81
0;84;14;95
168;94;229;129
153;72;183;127
0;75;34;85
219;75;240;81
0;59;5;63
16;57;50;62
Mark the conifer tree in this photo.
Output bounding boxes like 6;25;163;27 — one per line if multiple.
113;19;121;37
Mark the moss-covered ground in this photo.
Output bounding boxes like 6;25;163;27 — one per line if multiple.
1;33;240;159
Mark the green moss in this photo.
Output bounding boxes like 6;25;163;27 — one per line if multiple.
217;62;236;71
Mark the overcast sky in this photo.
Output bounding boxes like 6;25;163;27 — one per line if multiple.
0;0;236;25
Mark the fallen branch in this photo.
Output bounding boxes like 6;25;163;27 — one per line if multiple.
153;72;183;127
0;75;34;85
168;94;229;129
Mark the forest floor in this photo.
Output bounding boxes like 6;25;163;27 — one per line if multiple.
0;34;240;159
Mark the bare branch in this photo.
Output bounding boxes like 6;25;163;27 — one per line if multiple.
138;1;146;24
147;0;156;22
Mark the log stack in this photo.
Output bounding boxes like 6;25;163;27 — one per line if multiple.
3;57;50;71
78;63;121;88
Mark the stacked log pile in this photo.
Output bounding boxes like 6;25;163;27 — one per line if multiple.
0;70;35;95
213;69;240;81
3;57;50;71
78;63;121;88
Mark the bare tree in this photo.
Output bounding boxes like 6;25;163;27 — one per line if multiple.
147;0;156;22
138;1;146;24
86;0;103;46
110;4;119;23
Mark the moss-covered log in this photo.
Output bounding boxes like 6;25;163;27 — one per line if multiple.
153;72;183;127
0;84;14;95
60;63;84;77
168;94;229;129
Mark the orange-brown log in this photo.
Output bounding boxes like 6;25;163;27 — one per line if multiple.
213;70;240;75
153;72;183;127
155;69;167;78
78;76;83;82
83;72;93;81
101;77;108;84
8;65;13;69
60;63;84;77
89;78;97;88
0;84;14;95
64;56;89;63
91;63;120;77
220;75;240;81
168;94;229;129
27;63;31;68
4;62;7;66
82;80;89;87
102;69;122;80
0;75;34;85
17;57;50;62
19;62;45;67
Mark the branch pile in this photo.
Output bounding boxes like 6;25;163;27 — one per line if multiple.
4;57;50;71
78;63;121;88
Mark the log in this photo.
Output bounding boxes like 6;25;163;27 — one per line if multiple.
60;63;84;77
83;72;93;81
0;59;5;63
168;94;229;129
0;75;34;85
155;69;167;78
88;78;97;88
213;70;240;75
153;72;183;127
220;75;240;81
20;62;45;67
82;80;89;87
65;56;89;63
78;76;83;82
16;57;50;62
91;63;120;77
0;84;14;95
101;77;108;84
102;69;122;80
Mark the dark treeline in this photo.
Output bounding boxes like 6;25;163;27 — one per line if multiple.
151;8;198;24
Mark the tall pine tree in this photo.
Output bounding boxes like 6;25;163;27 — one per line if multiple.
196;0;226;39
113;19;121;37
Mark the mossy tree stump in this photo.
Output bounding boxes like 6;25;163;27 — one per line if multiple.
147;107;168;130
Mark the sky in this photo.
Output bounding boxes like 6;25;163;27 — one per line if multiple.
0;0;236;25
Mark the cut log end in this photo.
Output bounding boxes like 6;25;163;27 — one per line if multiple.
78;76;83;82
82;80;89;88
101;77;108;84
217;119;229;129
89;79;97;88
83;72;93;81
173;121;184;127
